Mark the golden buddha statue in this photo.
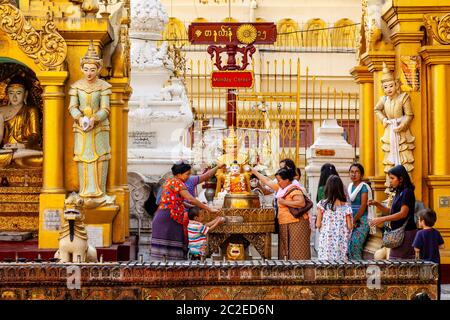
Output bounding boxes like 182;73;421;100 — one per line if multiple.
215;127;251;195
0;75;43;168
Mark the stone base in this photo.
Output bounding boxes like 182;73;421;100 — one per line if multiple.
0;237;135;262
84;205;120;248
0;260;439;300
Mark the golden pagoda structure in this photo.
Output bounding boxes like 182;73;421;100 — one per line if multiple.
351;0;450;265
0;0;131;249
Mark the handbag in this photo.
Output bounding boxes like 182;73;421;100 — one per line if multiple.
382;216;409;248
283;187;313;219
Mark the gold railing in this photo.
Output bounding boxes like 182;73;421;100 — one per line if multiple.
163;18;358;52
186;58;359;178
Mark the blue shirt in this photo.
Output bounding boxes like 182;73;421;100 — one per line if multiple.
350;184;368;217
412;228;444;263
391;187;416;231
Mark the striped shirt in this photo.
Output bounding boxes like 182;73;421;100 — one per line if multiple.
188;221;209;256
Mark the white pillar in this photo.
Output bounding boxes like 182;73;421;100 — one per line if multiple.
128;0;194;260
305;119;356;252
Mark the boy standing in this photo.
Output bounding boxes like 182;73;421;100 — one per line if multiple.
413;209;445;263
413;209;445;299
187;207;225;260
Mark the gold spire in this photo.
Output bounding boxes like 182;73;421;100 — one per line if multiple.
381;62;395;83
80;40;103;67
223;126;238;150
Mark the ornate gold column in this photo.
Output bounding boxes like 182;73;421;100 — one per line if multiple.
420;44;450;265
122;85;132;237
350;66;375;177
40;74;67;193
108;77;128;243
419;49;450;176
37;71;69;249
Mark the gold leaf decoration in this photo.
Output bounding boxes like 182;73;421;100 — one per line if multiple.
0;2;67;70
237;24;257;45
424;13;450;45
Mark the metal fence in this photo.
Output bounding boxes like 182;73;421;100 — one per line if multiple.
163;18;359;53
186;57;359;176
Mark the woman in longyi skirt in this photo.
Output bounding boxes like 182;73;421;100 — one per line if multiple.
150;161;218;261
369;164;417;259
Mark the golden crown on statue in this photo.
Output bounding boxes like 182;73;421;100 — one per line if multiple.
381;62;396;83
80;40;103;67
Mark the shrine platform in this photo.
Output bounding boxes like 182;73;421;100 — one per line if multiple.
0;260;438;300
0;237;136;262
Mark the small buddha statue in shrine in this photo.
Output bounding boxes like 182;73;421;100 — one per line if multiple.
215;127;250;195
219;160;251;194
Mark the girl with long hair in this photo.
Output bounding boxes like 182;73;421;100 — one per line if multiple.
316;163;339;202
316;175;353;260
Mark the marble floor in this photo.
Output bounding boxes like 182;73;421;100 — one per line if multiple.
441;285;450;300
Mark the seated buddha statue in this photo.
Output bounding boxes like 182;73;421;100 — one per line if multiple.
0;75;43;168
215;127;251;195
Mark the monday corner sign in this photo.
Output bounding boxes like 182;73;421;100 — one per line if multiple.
211;70;254;89
188;22;277;89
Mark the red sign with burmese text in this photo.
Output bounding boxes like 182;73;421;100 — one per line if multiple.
211;71;254;88
188;22;277;45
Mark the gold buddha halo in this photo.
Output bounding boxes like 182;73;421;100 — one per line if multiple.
381;62;395;83
80;40;103;67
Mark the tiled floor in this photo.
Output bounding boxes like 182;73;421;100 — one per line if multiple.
441;285;450;300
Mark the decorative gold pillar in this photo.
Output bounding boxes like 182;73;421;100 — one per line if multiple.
37;71;69;249
350;66;374;177
431;64;450;175
420;45;450;265
108;78;129;243
41;81;66;193
107;88;123;192
122;85;132;237
420;60;450;175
